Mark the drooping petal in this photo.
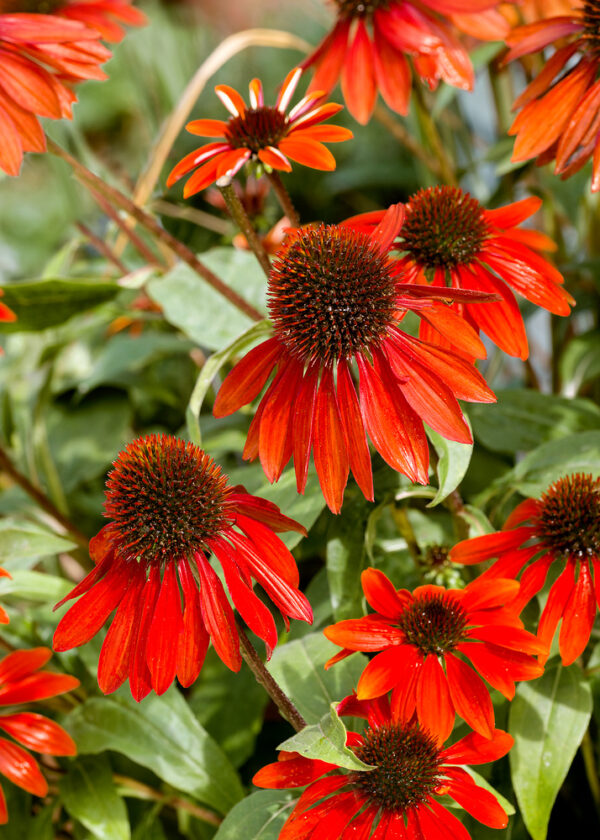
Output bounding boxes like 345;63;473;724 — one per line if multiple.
97;564;146;695
336;359;373;501
0;713;75;756
559;561;596;665
341;19;376;124
416;655;454;742
440;727;514;765
176;558;210;687
195;553;241;671
357;645;422;699
313;366;349;513
445;653;494;738
145;562;184;695
537;562;575;663
213;338;281;417
444;768;508;828
129;564;161;702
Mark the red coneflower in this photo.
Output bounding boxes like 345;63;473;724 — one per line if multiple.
346;187;573;360
324;568;544;740
505;1;600;190
0;12;111;175
0;647;79;823
254;693;513;840
301;0;510;124
450;473;600;666
213;204;497;514
167;67;353;197
52;434;312;700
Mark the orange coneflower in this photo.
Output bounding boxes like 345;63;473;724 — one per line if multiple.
167;67;353;197
301;0;510;124
53;434;312;700
505;1;600;190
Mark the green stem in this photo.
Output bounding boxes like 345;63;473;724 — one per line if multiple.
267;170;301;228
413;86;457;186
217;177;271;276
373;103;444;179
581;728;600;820
391;504;422;565
237;621;306;732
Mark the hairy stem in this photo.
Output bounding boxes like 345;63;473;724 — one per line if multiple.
112;775;222;825
217;177;271;276
47;139;264;323
0;446;88;549
237;621;306;732
267;170;301;228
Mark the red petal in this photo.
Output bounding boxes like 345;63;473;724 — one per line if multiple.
417;655;454;742
537;562;575;663
146;563;184;695
129;565;161;702
441;727;514;765
324;616;404;651
0;738;46;795
445;653;494;738
559;561;596;665
234;515;300;586
361;568;409;618
467;625;546;655
313;366;349;513
449;527;533;565
357;645;421;699
336;359;373;501
445;768;508;828
373;20;411;116
292;364;318;494
341;19;376;124
176;558;209;687
416;798;471;840
253;755;337;789
186;118;227;137
0;713;75;756
228;491;306;535
460;577;520;611
278;136;337;170
259;358;303;483
0;648;50;684
196;554;241;671
97;565;146;695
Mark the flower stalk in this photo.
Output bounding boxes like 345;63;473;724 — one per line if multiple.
217;177;271;276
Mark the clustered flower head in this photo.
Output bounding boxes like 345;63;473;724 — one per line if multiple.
254;693;513;840
301;0;511;123
0;647;79;823
451;473;600;666
53;434;313;700
214;204;498;513
345;187;572;360
167;67;353;197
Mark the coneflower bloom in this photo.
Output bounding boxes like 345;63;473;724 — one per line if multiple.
253;693;513;840
324;568;544;740
346;187;573;359
213;204;497;514
450;473;600;666
53;434;312;701
0;12;110;175
505;2;600;190
301;1;509;124
167;67;353;197
0;647;79;823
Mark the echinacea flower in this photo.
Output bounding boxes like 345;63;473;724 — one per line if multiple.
53;434;312;700
213;204;497;514
346;187;573;360
301;0;510;124
505;2;600;190
253;693;513;840
450;473;600;666
167;67;353;197
0;647;79;823
0;12;111;175
324;568;544;740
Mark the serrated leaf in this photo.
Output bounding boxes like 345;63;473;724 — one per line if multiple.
60;755;130;840
0;278;120;332
469;390;600;454
65;688;243;814
278;703;373;771
213;790;295;840
426;423;473;507
147;248;267;350
269;633;367;724
0;518;76;564
509;661;592;840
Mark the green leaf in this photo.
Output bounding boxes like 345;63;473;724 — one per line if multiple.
186;319;270;445
426;423;473;506
325;493;369;621
0;278;120;332
189;649;268;768
469;390;600;454
559;331;600;396
509;661;592;840
65;689;244;814
495;431;600;498
60;755;131;840
278;703;373;771
0;569;72;601
213;790;295;840
147;248;267;351
46;395;132;492
269;632;367;724
0;517;76;564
